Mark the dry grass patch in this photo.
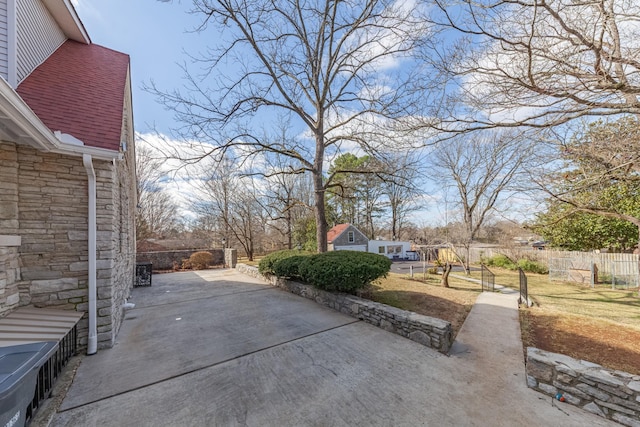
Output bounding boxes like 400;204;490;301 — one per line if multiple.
472;267;640;374
367;273;480;337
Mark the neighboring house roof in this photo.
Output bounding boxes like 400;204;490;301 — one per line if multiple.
327;223;352;244
16;40;130;151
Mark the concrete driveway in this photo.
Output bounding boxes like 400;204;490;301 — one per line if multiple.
50;269;613;426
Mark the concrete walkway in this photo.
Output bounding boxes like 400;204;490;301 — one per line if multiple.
47;269;615;426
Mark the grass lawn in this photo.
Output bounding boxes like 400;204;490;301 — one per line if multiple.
467;267;640;375
367;272;481;338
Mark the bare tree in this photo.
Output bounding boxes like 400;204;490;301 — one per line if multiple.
264;156;315;249
150;0;431;252
135;143;181;239
429;0;640;132
380;152;423;241
193;156;268;260
430;131;529;273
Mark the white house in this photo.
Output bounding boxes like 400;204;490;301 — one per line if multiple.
368;240;413;260
327;224;415;260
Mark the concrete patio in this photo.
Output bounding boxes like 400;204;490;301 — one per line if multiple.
49;269;614;426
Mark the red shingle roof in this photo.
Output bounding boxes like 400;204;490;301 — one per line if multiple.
327;223;350;244
17;40;130;151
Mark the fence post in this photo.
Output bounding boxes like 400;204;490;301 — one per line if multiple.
590;261;595;288
410;265;413;278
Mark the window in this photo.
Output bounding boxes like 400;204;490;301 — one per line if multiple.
348;231;355;243
387;245;402;254
378;246;385;254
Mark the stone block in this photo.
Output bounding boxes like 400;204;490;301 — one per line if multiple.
556;365;578;378
585;370;625;387
31;278;79;294
596;400;636;416
408;330;432;347
57;289;87;300
539;383;557;395
69;261;88;272
576;383;611;401
629;381;640;393
583;402;606;417
599;383;633;398
526;359;554;383
526;375;537;388
6;293;19;305
611;413;640;427
0;201;18;219
556;373;574;384
562;393;581;405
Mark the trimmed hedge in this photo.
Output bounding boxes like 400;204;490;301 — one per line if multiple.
259;249;392;293
258;249;311;275
298;251;391;292
271;255;308;279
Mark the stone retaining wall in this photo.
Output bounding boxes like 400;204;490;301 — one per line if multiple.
526;347;640;426
236;263;453;353
137;249;224;271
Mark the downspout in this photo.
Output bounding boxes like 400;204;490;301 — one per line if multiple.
83;154;98;355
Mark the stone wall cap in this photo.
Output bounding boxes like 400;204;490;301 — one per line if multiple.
0;235;21;246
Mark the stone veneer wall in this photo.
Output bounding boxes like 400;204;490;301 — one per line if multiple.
137;249;224;271
0;236;21;316
0;141;136;349
526;347;640;426
236;263;453;353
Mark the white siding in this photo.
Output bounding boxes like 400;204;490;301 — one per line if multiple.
368;241;412;259
16;0;64;83
0;0;8;81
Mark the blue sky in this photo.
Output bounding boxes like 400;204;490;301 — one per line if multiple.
75;0;201;135
72;0;536;228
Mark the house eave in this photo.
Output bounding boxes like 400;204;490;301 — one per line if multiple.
0;77;119;161
42;0;91;44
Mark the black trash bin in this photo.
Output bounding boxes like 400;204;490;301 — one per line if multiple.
0;342;58;427
135;261;152;287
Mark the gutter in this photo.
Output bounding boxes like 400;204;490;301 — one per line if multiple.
82;154;98;355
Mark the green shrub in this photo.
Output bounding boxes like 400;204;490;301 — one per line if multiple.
484;254;516;270
189;251;213;270
271;255;308;279
297;251;391;293
427;266;438;275
484;254;548;274
516;259;549;274
258;249;311;275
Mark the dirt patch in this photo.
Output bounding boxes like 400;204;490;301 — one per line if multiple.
522;308;640;375
368;274;479;337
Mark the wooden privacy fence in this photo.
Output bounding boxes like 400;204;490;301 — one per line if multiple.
456;246;639;277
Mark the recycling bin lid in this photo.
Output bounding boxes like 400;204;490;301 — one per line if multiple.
0;342;58;396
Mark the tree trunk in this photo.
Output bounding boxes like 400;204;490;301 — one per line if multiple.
314;133;327;253
440;262;452;288
465;245;471;276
